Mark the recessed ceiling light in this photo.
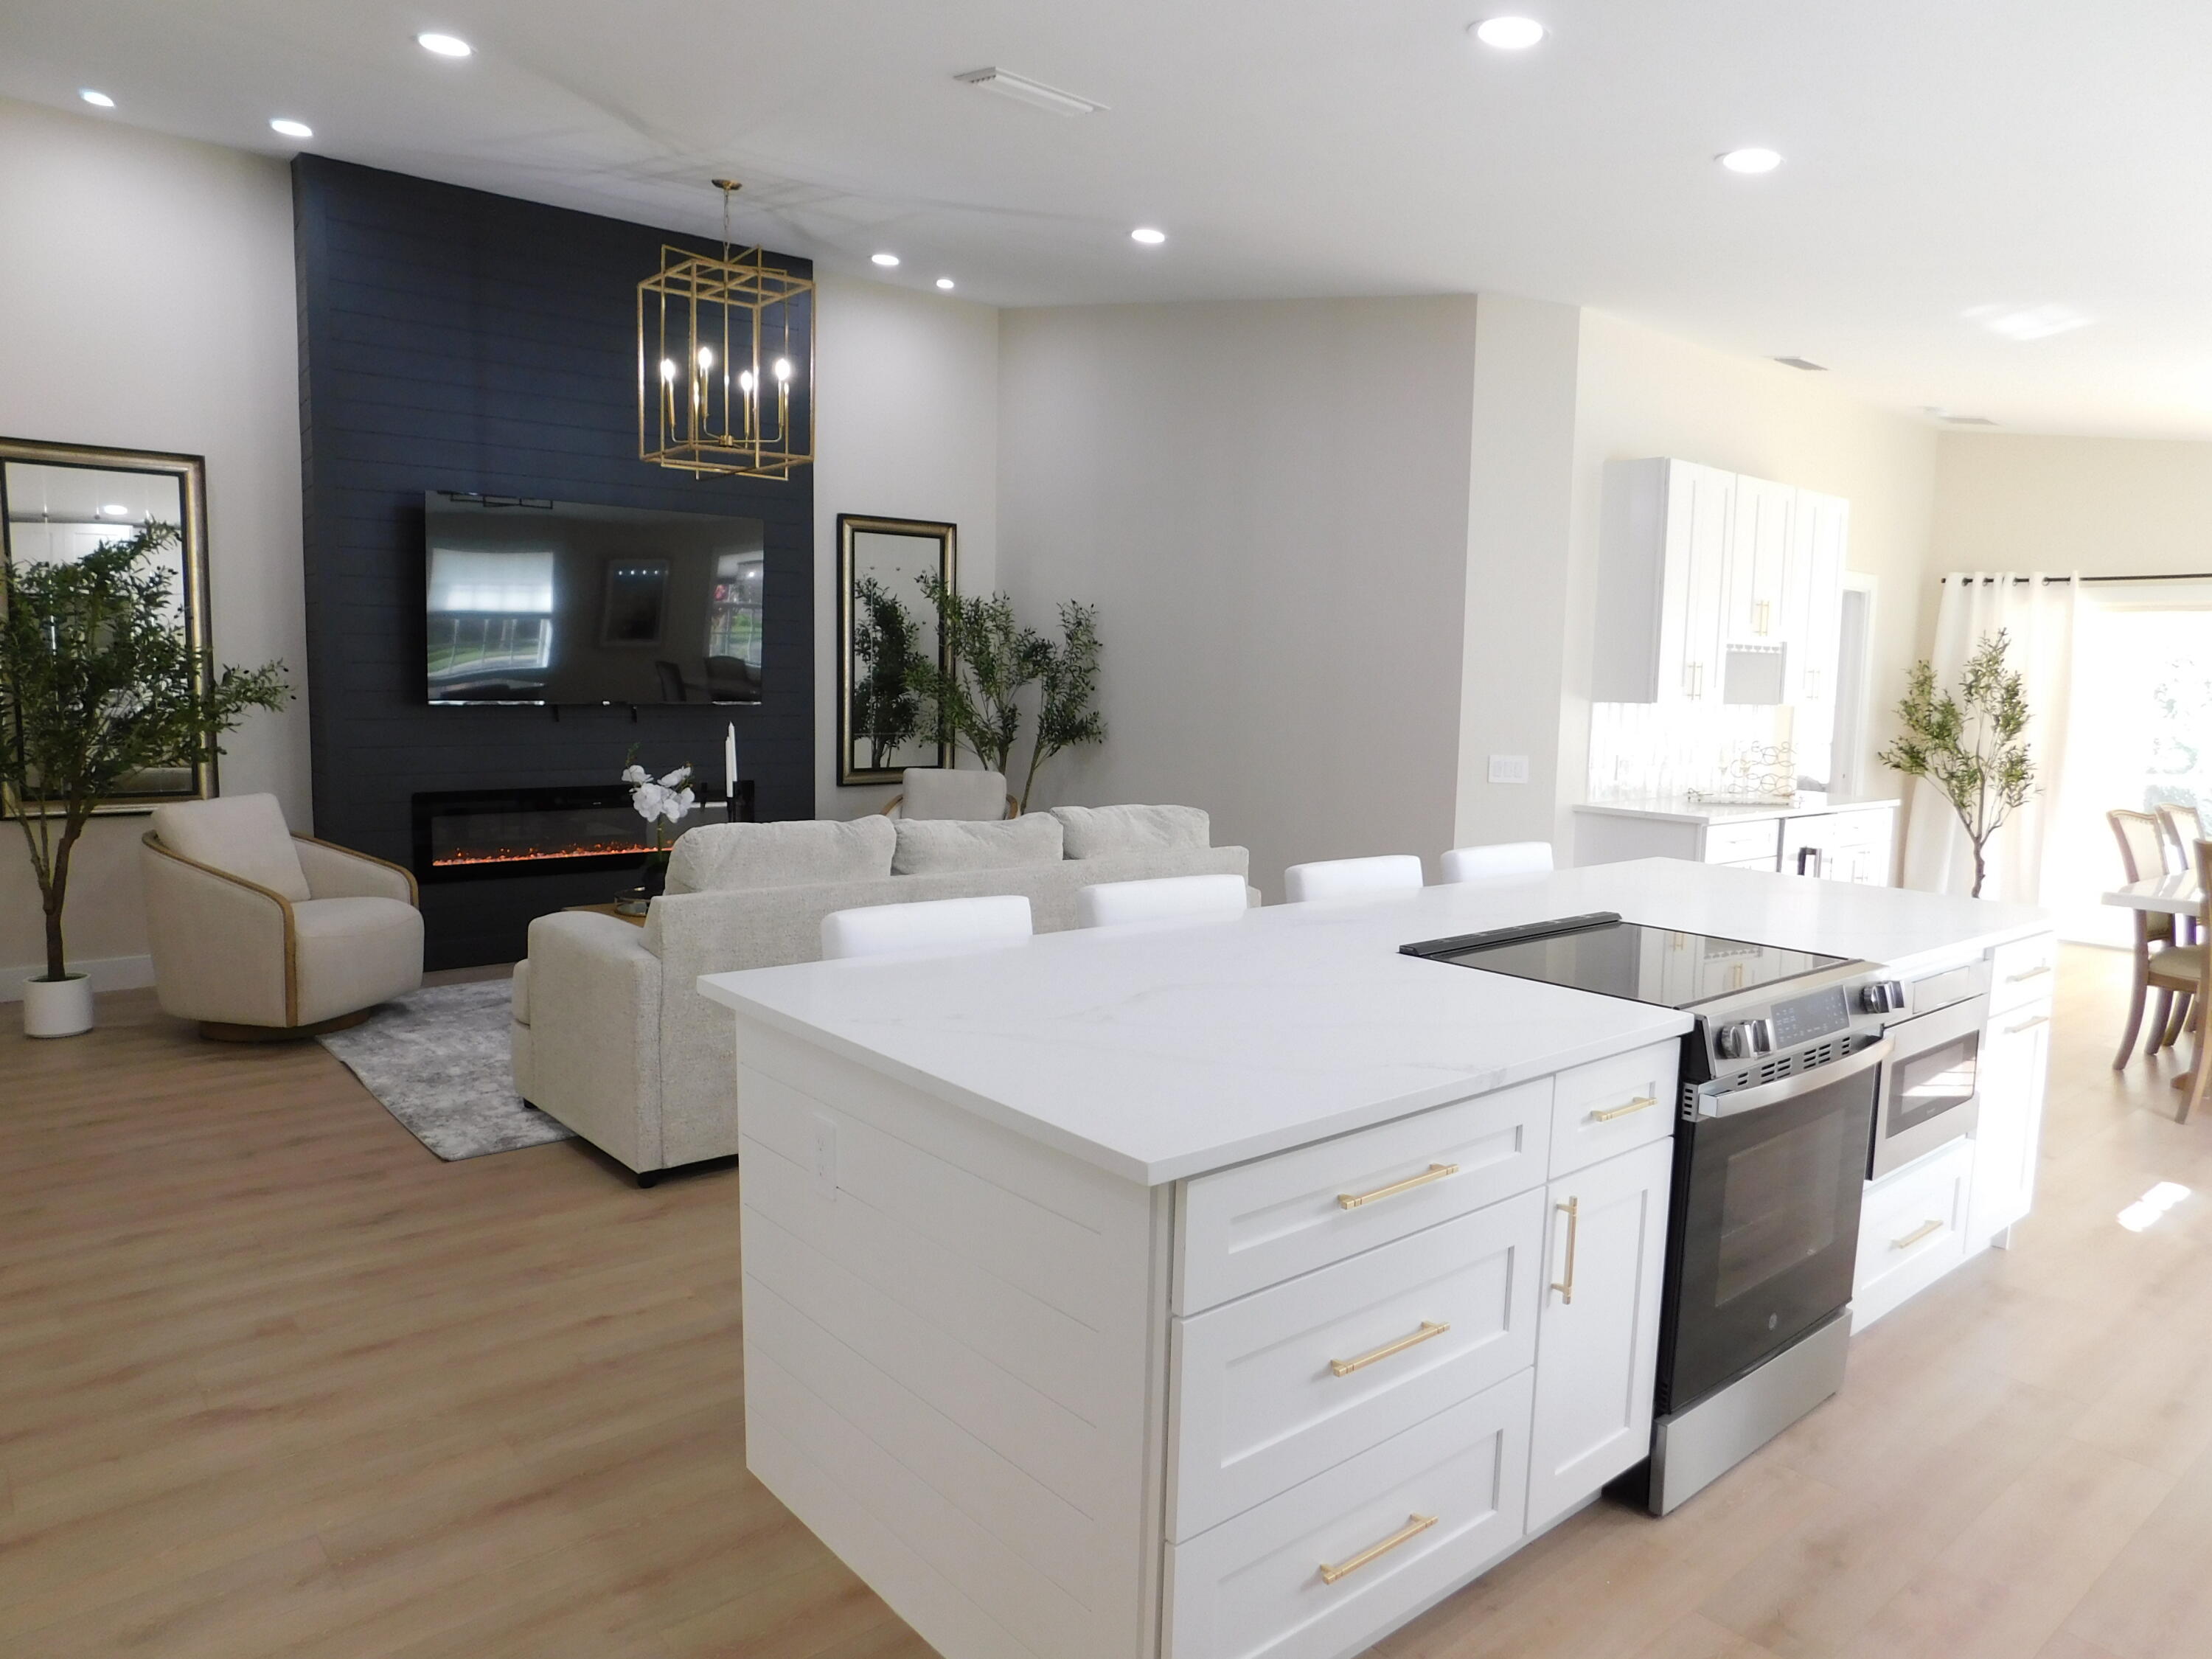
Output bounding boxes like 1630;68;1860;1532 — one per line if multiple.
1719;148;1782;174
270;117;313;139
936;277;956;291
871;252;900;268
1772;356;1827;372
100;504;130;516
1472;16;1546;49
417;32;473;58
78;88;115;108
1130;226;1166;246
1962;302;2093;343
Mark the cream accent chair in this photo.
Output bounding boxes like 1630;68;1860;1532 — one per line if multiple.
877;767;1016;821
140;793;423;1040
1441;841;1555;883
1283;854;1425;903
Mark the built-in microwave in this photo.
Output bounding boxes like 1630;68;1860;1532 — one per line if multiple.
1868;960;1991;1179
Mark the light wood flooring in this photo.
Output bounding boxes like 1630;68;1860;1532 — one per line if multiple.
1;947;2208;1658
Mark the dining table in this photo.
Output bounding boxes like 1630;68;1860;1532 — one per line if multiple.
2103;871;2205;1096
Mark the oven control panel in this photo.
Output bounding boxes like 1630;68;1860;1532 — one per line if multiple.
1769;984;1854;1048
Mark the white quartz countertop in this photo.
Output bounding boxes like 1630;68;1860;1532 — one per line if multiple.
1573;793;1900;826
698;859;2048;1188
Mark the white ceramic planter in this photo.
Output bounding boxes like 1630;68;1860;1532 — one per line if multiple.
22;972;94;1038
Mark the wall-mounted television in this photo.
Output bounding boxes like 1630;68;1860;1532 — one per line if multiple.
425;493;765;705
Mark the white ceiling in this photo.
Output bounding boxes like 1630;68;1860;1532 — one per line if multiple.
7;0;2211;439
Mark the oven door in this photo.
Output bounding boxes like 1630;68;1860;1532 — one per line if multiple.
1661;1039;1889;1413
1871;997;1986;1179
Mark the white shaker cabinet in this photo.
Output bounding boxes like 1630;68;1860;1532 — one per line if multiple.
1969;940;2056;1251
1593;458;1733;705
1526;1135;1674;1532
1594;459;1846;713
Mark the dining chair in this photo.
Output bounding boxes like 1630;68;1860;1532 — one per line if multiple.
1440;841;1555;883
2181;839;2212;1125
1077;872;1250;928
820;894;1034;960
1282;855;1425;904
2160;804;2205;945
2109;809;2199;1068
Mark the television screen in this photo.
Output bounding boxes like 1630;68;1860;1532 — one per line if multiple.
425;493;765;705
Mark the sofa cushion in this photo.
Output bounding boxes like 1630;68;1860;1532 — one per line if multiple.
893;814;1064;875
150;793;311;902
665;817;896;894
1049;804;1211;860
901;768;1010;821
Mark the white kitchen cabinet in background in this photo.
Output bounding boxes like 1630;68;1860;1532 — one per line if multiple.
1526;1136;1673;1532
1573;797;1899;887
1594;459;1846;712
1593;458;1733;705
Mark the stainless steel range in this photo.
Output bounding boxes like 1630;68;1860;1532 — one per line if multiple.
1403;911;1901;1515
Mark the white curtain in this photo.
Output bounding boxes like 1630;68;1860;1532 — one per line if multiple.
1899;573;2081;902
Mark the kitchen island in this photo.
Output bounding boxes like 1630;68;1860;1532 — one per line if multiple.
698;860;2051;1659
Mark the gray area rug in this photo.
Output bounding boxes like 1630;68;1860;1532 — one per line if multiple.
320;979;574;1161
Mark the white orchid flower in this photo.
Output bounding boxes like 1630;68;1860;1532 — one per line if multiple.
658;765;692;789
621;763;650;785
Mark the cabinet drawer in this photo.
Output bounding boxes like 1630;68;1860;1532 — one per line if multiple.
1854;1138;1973;1330
1549;1041;1679;1178
1165;1368;1531;1659
1817;807;1895;849
1989;933;2058;1014
1175;1079;1552;1314
1170;1188;1543;1540
1703;820;1781;866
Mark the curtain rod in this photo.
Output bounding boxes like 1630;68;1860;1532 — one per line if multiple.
1941;571;2212;585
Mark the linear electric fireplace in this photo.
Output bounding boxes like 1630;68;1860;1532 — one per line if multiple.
411;783;754;883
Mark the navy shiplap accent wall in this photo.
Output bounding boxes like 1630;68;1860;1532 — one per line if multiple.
292;156;813;968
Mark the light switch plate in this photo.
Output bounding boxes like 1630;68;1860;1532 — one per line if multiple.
1488;754;1530;785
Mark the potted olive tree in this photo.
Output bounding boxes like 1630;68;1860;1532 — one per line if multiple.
1;524;288;1036
1879;629;2035;897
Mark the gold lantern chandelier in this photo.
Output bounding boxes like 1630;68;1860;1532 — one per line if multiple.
638;179;815;479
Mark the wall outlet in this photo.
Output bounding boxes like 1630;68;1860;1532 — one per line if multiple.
810;1112;839;1200
1488;754;1531;785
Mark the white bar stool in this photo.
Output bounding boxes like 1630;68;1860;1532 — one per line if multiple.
1282;855;1424;904
821;894;1034;960
1077;873;1251;928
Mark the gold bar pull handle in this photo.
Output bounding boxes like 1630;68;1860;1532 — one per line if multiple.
1318;1513;1439;1585
1329;1321;1450;1379
2006;963;2052;984
1551;1197;1580;1304
2006;1014;2051;1035
1590;1095;1657;1124
1891;1219;1943;1251
1338;1162;1458;1211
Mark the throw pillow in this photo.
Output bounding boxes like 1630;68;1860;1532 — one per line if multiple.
1048;804;1211;860
892;814;1065;874
665;817;897;893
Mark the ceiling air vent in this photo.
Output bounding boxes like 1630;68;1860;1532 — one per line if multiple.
955;68;1107;116
1923;406;2000;425
1772;356;1827;372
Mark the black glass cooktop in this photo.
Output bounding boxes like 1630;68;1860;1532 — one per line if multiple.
1402;911;1852;1010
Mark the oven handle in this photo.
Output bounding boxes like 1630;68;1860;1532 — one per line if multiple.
1698;1038;1893;1118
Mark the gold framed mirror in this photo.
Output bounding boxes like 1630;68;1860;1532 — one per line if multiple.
0;436;215;815
838;514;955;786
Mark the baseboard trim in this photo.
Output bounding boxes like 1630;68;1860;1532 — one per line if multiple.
0;953;156;1002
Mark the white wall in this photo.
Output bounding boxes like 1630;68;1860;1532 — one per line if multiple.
0;97;306;993
1931;431;2212;581
811;271;1000;817
998;297;1481;898
1455;296;1584;848
1560;311;1942;841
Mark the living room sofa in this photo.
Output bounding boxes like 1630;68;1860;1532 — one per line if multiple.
512;804;1249;1184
